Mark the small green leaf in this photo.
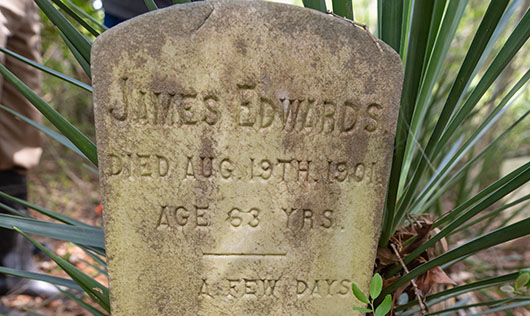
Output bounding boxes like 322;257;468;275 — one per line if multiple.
500;285;515;293
353;307;372;313
515;273;530;290
370;273;383;299
374;294;392;316
352;282;370;304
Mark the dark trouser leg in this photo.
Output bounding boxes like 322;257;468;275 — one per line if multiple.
0;169;58;297
0;169;28;295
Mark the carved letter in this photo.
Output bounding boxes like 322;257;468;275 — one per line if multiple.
259;159;273;180
220;158;234;179
310;280;321;296
282;207;297;229
296;280;308;295
338;279;351;295
302;209;314;229
156;155;169;177
109;77;128;121
335;162;348;182
244;279;258;296
259;97;275;128
296;160;311;182
200;156;213;178
280;98;301;131
108;153;123;176
340;101;358;133
301;99;317;132
137;153;152;177
179;93;198;125
321;101;336;134
237;84;257;127
277;159;292;181
175;206;190;226
203;95;220;125
199;279;213;298
325;279;336;296
321;210;333;229
262;279;279;296
157;205;170;230
227;279;240;298
365;103;382;132
195;205;209;227
185;156;195;179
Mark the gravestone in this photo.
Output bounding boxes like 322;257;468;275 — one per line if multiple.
92;1;402;315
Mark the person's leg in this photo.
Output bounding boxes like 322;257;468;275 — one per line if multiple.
0;170;28;295
0;0;43;172
104;12;126;28
0;0;55;297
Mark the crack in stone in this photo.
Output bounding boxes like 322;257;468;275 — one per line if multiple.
193;4;215;34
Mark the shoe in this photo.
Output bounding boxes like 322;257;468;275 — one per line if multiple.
5;278;60;297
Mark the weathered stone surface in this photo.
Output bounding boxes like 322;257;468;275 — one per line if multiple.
92;1;402;315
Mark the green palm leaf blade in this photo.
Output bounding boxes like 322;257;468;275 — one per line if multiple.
400;0;468;189
0;266;82;291
331;0;353;20
0;201;26;217
14;228;110;313
0;63;98;165
398;0;413;59
0;104;88;160
473;300;530;316
391;0;512;231
62;0;107;32
0;190;89;227
385;161;530;275
82;247;108;269
381;216;530;297
79;257;108;276
408;109;529;217
378;0;403;52
50;0;101;37
395;272;519;312
34;0;92;66
469;0;522;86
302;0;327;13
0;47;92;92
433;7;530;158
436;160;530;228
60;30;92;78
173;0;191;3
405;70;530;212
424;298;530;316
144;0;159;11
380;0;435;247
422;0;449;70
456;194;530;234
0;214;104;250
60;289;109;316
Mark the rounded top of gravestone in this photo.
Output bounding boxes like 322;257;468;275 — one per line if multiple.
93;0;401;77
